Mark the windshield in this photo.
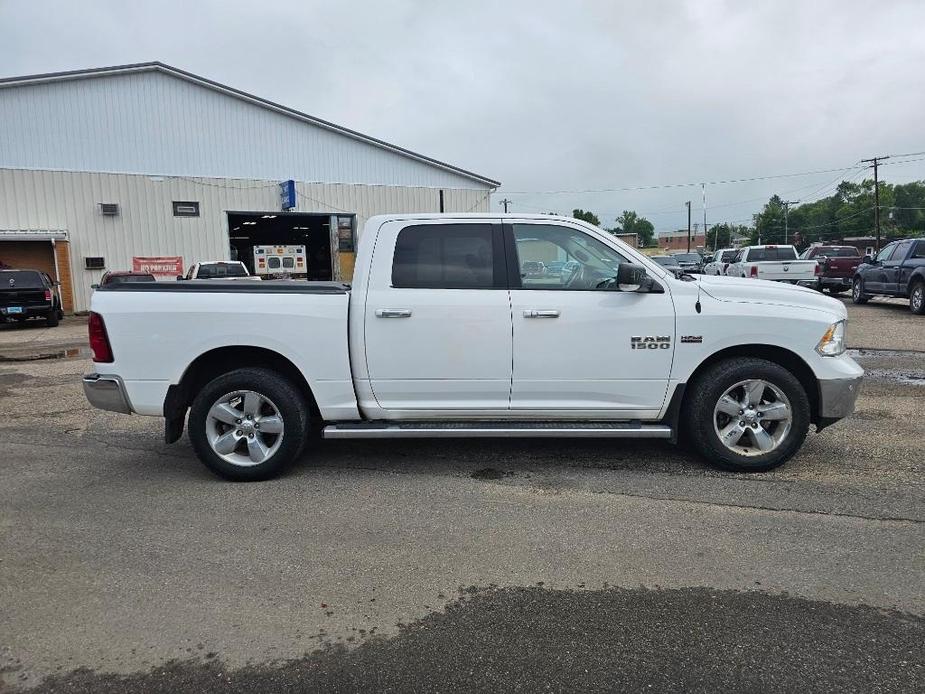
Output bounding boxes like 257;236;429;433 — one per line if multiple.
673;253;701;262
0;270;44;288
651;256;677;266
720;250;738;262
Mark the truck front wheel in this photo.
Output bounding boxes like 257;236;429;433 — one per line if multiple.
188;367;308;481
684;358;810;472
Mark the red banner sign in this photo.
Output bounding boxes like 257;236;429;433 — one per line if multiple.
132;256;183;277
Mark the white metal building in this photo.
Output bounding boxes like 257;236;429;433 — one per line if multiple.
0;62;498;312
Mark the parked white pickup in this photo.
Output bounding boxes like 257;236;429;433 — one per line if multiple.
726;245;819;283
83;215;862;481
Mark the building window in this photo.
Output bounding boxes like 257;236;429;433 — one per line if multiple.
172;201;200;217
85;257;105;270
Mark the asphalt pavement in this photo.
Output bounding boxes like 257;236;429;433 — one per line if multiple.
0;303;923;692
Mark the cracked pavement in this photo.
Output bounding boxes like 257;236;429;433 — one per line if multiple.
1;306;923;692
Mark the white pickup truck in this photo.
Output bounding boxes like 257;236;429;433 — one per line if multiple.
726;245;819;283
83;214;862;481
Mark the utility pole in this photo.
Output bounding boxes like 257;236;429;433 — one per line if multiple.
685;201;692;252
782;200;799;245
498;198;512;213
860;155;890;251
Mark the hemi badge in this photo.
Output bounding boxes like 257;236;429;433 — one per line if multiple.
681;335;703;344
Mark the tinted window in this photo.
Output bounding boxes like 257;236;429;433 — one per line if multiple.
652;256;676;266
198;263;247;278
815;247;860;258
720;251;737;262
0;271;44;288
108;274;156;285
890;240;914;261
747;247;798;261
392;224;499;289
674;253;701;262
913;241;925;259
512;224;629;290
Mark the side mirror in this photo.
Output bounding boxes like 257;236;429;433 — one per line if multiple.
861;255;873;264
617;263;647;292
176;275;185;281
90;284;99;290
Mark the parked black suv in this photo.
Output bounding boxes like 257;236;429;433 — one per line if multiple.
0;270;64;326
852;238;925;314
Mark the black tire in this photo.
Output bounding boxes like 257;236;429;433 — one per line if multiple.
852;277;869;304
188;367;309;481
45;310;59;327
910;280;925;315
683;358;810;472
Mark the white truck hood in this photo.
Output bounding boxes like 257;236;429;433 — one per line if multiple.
696;274;847;319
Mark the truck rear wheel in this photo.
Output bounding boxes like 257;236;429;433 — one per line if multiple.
684;358;810;472
910;280;925;315
188;367;308;481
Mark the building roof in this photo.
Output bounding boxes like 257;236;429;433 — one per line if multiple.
0;62;499;188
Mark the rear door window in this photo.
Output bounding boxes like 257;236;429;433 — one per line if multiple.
748;247;797;261
392;224;503;289
890;240;914;262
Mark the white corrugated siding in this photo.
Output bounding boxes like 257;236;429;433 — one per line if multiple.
0;168;491;312
0;70;492;190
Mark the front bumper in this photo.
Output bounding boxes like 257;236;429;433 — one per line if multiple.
818;375;862;422
82;373;133;414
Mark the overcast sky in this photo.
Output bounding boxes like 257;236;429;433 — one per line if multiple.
2;0;924;231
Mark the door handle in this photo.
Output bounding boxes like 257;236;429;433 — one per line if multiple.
375;308;412;318
523;309;560;318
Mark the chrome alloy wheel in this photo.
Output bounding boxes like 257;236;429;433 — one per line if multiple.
205;390;284;467
912;284;924;313
713;379;793;457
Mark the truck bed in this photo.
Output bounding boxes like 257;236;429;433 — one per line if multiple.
98;280;349;294
90;279;356;420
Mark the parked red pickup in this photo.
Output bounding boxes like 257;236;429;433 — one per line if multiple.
799;246;861;294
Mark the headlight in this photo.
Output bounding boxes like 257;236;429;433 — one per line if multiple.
815;320;846;356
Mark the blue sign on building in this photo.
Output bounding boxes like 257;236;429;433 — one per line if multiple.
279;179;296;211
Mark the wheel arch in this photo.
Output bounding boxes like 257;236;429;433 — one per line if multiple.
683;344;820;424
163;345;320;443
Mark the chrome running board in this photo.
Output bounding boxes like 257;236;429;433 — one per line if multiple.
323;421;673;439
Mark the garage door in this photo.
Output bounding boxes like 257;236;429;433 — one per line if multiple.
0;237;74;312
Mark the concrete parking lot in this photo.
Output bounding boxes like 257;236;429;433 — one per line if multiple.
1;299;923;692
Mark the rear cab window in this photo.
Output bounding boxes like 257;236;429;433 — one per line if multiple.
747;247;798;261
0;271;44;288
391;223;504;289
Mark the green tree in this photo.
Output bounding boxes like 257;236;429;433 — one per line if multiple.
572;209;600;226
614;210;656;247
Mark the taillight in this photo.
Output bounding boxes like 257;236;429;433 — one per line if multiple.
44;289;52;301
750;266;758;278
814;263;822;276
88;312;114;363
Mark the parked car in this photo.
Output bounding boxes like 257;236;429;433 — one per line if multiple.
703;248;738;276
726;245;819;284
852;238;925;314
0;269;63;327
181;261;262;281
93;271;157;289
670;252;705;274
649;255;684;276
799;246;861;294
84;213;862;481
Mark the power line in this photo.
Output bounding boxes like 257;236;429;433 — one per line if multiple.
498;164;863;196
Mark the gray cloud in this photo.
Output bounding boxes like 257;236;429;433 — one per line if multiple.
2;0;924;230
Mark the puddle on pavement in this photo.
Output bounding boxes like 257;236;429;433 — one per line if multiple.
847;348;925;386
0;345;92;362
